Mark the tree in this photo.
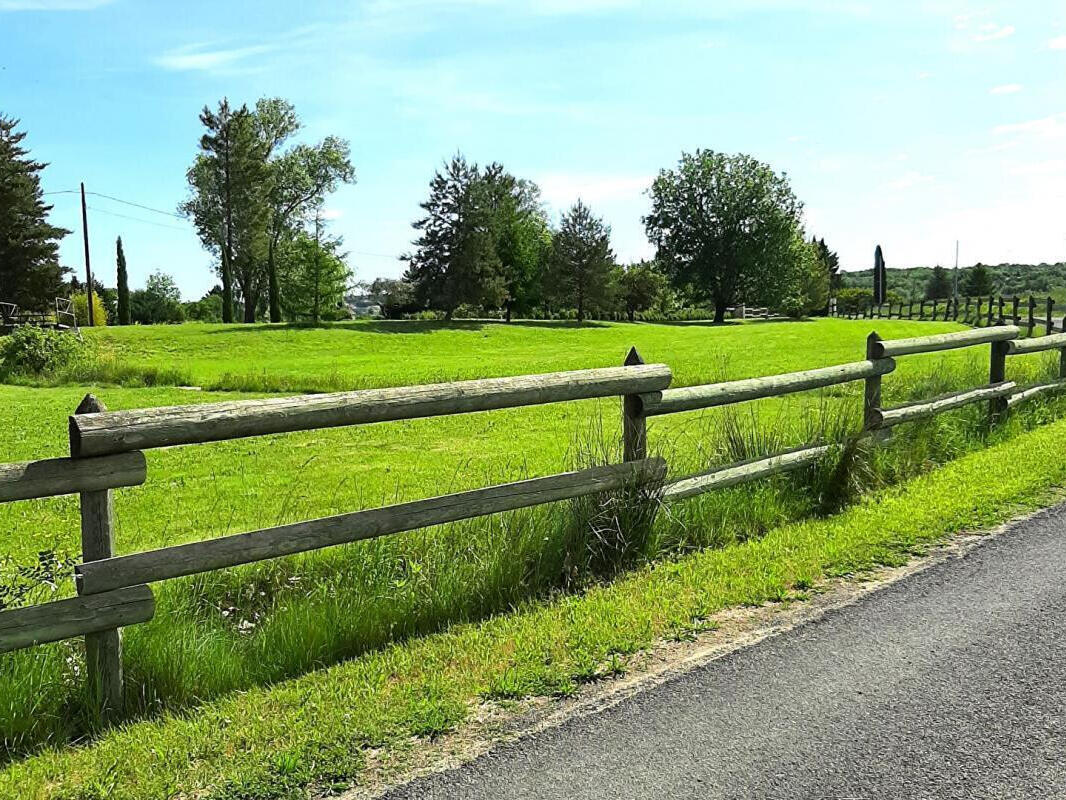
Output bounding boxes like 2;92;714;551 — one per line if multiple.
265;135;355;322
645;150;804;323
116;236;131;325
280;213;351;324
130;271;184;324
364;278;417;319
616;261;667;322
782;235;829;317
481;164;551;321
964;263;994;297
0;116;70;310
71;292;107;326
403;155;503;318
812;237;840;309
547;201;615;323
925;265;952;300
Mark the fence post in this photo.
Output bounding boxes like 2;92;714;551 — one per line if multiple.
908;300;914;319
997;296;1004;325
1011;296;1019;326
622;348;647;461
1047;297;1055;335
975;297;983;327
988;341;1009;426
919;300;925;319
1028;295;1035;337
864;332;883;433
71;394;124;721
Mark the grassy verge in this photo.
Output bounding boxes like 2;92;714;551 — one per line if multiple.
4;411;1066;799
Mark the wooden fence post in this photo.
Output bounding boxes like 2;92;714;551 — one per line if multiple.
964;296;971;324
975;297;983;327
919;300;925;319
622;348;647;461
71;394;124;721
1011;296;1019;327
987;295;994;326
864;332;883;433
997;296;1004;325
908;300;913;319
1047;297;1055;335
989;341;1009;425
1027;295;1035;337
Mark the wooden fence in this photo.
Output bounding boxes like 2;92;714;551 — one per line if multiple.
831;294;1066;336
3;323;1066;721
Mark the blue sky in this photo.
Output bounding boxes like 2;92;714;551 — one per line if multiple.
2;0;1064;300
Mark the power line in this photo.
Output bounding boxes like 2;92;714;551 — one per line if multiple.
44;188;184;219
85;205;190;232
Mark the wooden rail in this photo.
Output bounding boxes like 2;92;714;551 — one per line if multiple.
1007;332;1066;355
1008;381;1066;408
0;586;154;654
870;327;1019;359
69;365;673;457
662;445;830;501
0;453;146;503
870;382;1016;429
639;360;894;417
77;459;666;595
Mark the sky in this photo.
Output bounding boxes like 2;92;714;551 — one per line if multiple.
1;0;1064;300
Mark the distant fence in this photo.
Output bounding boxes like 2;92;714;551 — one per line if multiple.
3;322;1066;721
831;294;1064;336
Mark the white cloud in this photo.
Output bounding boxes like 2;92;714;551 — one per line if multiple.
1049;35;1066;50
320;208;344;220
993;112;1066;140
885;171;933;191
155;43;277;72
972;23;1014;43
989;83;1022;95
0;0;111;8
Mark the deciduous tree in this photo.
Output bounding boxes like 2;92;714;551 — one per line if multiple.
645;150;803;323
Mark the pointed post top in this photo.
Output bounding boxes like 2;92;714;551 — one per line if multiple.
866;331;883;360
75;393;106;415
624;346;645;367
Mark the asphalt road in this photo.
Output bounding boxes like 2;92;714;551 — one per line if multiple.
383;505;1066;799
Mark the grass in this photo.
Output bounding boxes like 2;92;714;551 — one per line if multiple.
1;317;1064;772
4;404;1066;798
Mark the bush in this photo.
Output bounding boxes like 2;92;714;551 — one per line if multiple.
835;288;874;316
0;326;88;377
71;292;108;327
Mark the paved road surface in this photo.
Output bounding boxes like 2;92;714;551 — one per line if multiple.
383;505;1066;799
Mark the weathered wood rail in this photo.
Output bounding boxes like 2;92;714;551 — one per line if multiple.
4;319;1066;723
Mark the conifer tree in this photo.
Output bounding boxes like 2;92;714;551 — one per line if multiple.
116;236;131;325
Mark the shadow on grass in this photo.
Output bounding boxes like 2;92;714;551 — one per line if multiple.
203;319;613;336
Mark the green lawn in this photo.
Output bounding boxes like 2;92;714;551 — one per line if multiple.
1;316;1062;771
4;399;1066;800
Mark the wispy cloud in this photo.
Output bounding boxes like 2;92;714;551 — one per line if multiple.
155;43;278;72
536;172;651;209
1049;35;1066;50
971;22;1014;43
0;0;111;9
989;83;1022;95
993;112;1066;140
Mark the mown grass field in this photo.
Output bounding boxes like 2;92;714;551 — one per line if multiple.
2;316;1065;794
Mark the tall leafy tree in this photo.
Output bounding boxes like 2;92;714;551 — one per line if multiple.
548;200;615;323
925;265;952;300
266;136;355;322
0;116;69;309
115;236;131;325
403;154;503;318
645;150;804;323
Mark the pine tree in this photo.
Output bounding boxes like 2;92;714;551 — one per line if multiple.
963;263;994;297
548;201;615;323
0;116;70;309
116;236;131;325
925;265;952;300
280;213;351;324
403;155;503;318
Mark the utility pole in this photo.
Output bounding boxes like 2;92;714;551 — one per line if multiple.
80;182;95;326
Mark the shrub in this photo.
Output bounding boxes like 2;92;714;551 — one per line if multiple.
835;287;874;315
0;326;87;377
71;292;108;326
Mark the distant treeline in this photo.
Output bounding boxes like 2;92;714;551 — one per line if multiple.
840;262;1066;303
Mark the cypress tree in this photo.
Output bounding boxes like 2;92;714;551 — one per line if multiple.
116;236;131;325
0;116;70;309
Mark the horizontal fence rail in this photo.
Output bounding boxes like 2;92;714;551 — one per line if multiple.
1009;380;1066;408
0;452;146;503
662;444;831;501
639;359;895;417
0;586;154;654
77;458;667;595
1007;332;1066;355
870;382;1016;429
870;327;1019;359
70;365;673;457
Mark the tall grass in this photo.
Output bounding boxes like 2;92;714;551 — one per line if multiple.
2;348;1065;761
